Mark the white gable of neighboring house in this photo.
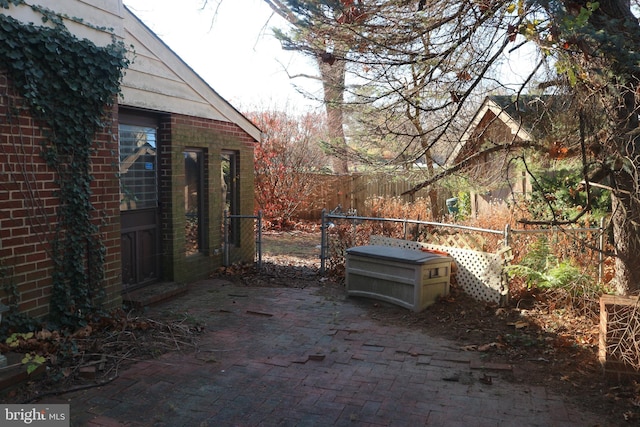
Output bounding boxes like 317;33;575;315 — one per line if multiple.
442;96;548;217
3;0;261;142
445;97;533;167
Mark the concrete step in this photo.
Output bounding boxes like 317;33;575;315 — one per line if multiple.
122;282;187;309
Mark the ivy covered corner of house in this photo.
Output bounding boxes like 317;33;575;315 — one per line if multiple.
0;0;130;330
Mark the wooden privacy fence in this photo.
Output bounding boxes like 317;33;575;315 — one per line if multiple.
294;172;447;220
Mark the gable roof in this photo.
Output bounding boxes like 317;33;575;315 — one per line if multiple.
3;0;261;142
446;95;558;166
120;5;261;142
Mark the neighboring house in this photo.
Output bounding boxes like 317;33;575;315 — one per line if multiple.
447;95;558;217
0;1;260;318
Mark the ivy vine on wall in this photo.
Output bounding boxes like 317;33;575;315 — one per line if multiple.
0;0;130;328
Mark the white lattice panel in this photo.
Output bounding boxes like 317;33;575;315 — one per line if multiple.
422;230;487;251
369;236;509;303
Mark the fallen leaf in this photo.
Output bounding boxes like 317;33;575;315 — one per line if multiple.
36;330;52;340
478;342;500;352
507;321;529;329
479;374;492;385
73;325;93;338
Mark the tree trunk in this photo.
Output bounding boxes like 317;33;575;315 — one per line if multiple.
611;188;640;295
418;130;441;220
318;56;349;174
610;86;640;294
425;158;442;220
588;0;640;294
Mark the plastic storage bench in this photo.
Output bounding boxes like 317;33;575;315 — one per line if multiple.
346;245;452;312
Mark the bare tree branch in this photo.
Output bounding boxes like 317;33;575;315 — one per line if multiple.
402;139;544;197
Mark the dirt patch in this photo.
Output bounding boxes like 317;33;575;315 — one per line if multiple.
261;230;322;260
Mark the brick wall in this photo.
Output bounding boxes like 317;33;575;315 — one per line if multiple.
0;69;257;317
92;104;122;311
0;72;122;319
161;114;256;283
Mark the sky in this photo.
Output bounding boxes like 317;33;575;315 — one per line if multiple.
123;0;323;112
122;0;537;115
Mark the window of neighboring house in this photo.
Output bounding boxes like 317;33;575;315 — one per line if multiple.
119;124;157;211
221;151;240;246
185;149;207;256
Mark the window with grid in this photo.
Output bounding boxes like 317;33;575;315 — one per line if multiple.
119;124;157;211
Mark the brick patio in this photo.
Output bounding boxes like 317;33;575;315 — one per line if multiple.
49;279;605;426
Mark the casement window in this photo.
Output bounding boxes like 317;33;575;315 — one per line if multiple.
185;149;207;255
221;151;240;246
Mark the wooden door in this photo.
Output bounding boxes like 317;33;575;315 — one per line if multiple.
119;123;160;290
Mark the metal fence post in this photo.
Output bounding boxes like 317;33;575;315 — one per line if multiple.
351;216;357;246
320;209;327;274
223;209;229;267
504;223;511;248
257;210;263;270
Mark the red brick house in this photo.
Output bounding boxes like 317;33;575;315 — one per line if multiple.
0;1;260;318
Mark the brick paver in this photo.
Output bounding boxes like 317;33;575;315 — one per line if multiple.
51;279;607;426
